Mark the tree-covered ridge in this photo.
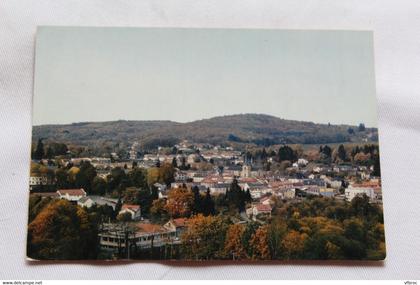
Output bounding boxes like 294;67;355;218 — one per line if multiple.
33;114;378;150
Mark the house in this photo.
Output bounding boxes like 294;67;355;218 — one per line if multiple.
319;188;336;198
90;196;118;209
154;183;168;199
98;222;177;252
57;188;87;202
344;187;375;201
209;183;229;195
29;176;48;189
78;196;94;208
283;188;296;199
164;218;188;238
252;203;272;216
119;204;141;220
259;196;272;205
297;158;309;166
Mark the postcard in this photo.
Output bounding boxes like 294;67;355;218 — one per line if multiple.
27;27;385;261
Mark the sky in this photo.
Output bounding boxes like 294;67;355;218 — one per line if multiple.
33;27;378;127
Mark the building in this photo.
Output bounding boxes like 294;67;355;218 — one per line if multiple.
154;183;168;199
259;196;272;205
241;164;251;178
119;204;141;220
29;176;50;190
319;188;336;198
29;176;48;186
78;195;118;209
77;196;94;208
209;183;230;195
252;204;272;217
57;188;87;202
163;218;188;238
98;222;177;253
345;187;375;201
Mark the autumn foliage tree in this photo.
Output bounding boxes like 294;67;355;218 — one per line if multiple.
165;187;194;218
282;230;308;259
224;223;247;260
249;225;271;260
181;214;229;260
27;199;97;260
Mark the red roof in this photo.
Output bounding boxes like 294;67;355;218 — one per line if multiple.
239;177;258;183
122;204;141;212
137;223;166;234
255;204;272;212
260;196;271;201
57;189;86;196
172;218;188;227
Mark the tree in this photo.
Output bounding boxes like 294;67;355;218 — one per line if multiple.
372;154;381;177
147;167;160;186
33;138;44;160
27;199;97;260
117;212;133;222
55;167;71;189
45;146;54;159
28;195;52;223
249;225;271;259
107;167;129;194
358;123;366;132
150;199;169;222
261;148;268;160
91;177;107;195
343;218;365;242
129;168;148;188
75;161;97;193
278;145;297;162
123;187;140;204
172;157;178;168
282;230;307;259
181;214;229;260
159;163;175;186
202;189;216;216
226;179;247;212
165;187;194;218
224;224;247;259
320;145;332;158
337;144;347;161
192;186;202;214
267;219;288;259
137;187;155;215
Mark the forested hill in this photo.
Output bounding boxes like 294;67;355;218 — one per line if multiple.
32;114;378;148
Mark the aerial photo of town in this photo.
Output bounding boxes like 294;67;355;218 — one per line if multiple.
27;27;384;261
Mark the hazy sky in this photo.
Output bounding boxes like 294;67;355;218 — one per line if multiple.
33;27;378;127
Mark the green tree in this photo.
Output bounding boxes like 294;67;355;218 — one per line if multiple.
33;138;44;160
278;145;297;162
91;177;107;195
337;144;347;161
129;168;148;188
75;161;97;193
202;189;216;216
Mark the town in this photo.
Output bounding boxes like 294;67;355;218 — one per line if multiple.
27;138;385;260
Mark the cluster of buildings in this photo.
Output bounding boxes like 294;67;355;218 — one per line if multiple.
29;141;382;256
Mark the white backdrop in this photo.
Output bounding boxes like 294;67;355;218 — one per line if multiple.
0;0;419;280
